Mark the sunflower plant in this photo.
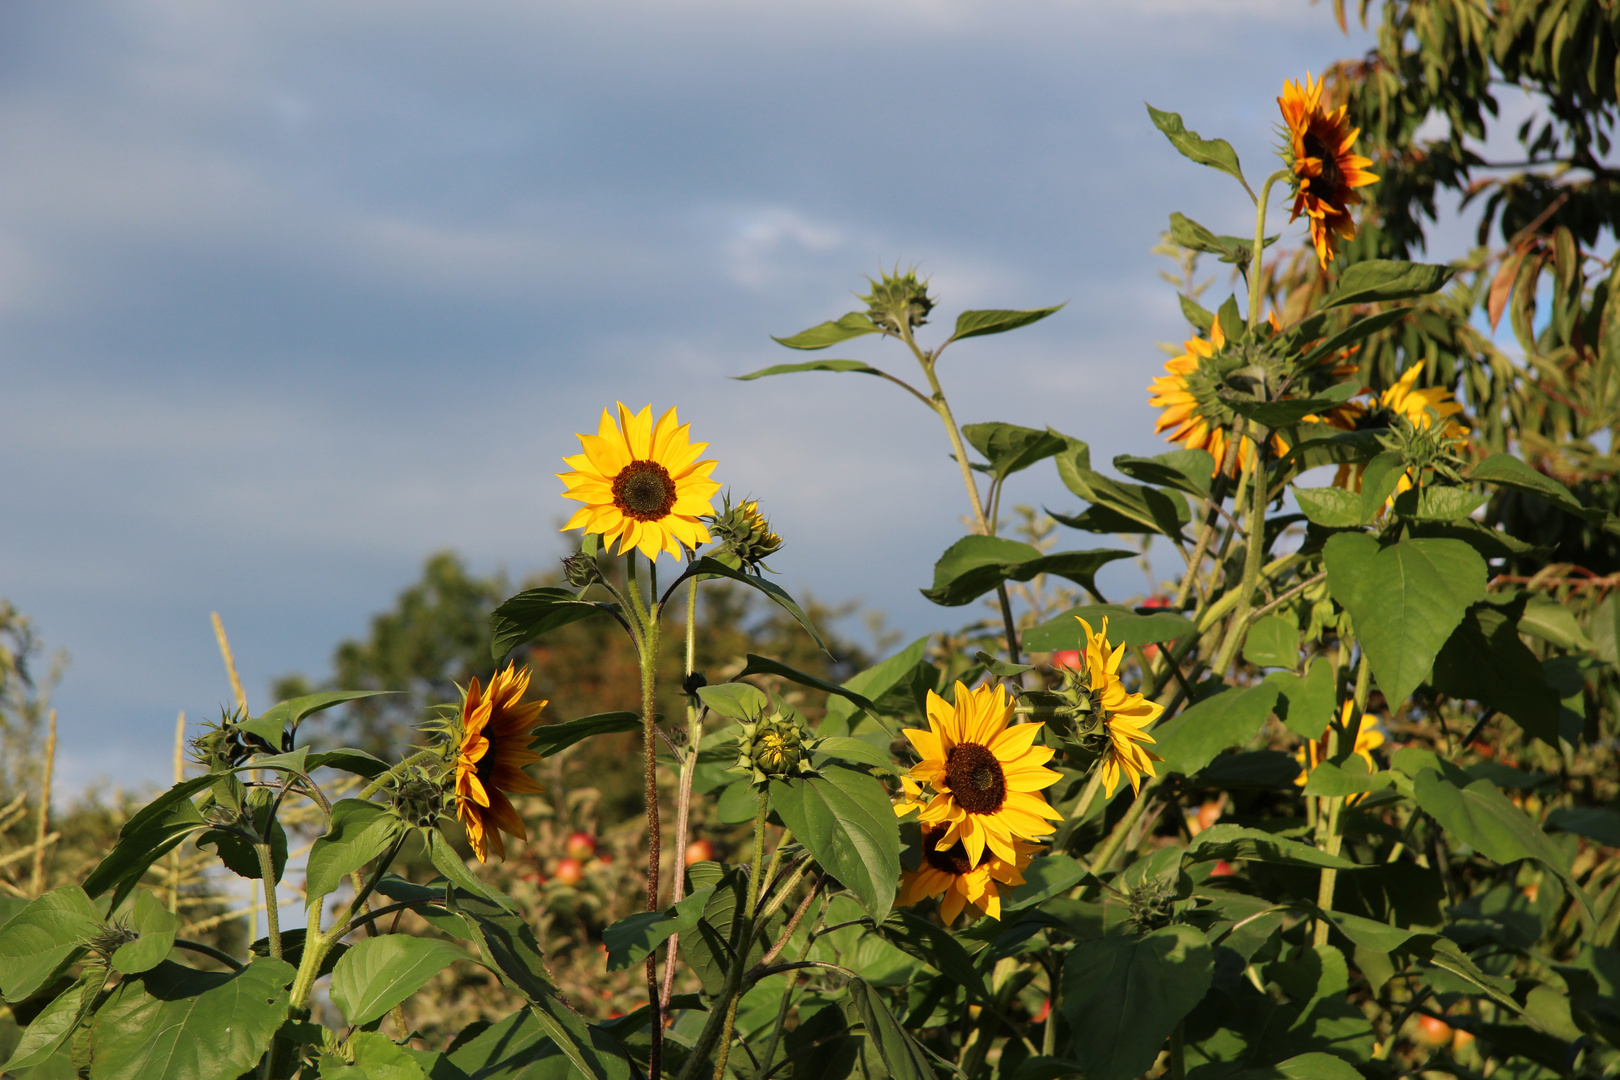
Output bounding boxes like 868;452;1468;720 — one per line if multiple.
6;52;1620;1080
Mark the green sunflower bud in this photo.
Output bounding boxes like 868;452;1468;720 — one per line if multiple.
189;708;255;770
562;551;602;588
706;494;783;573
1126;877;1177;934
86;919;138;964
859;266;935;333
388;764;450;828
732;710;821;787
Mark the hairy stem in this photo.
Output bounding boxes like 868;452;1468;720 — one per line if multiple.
255;841;281;961
712;793;770;1080
661;580;704;1010
626;552;665;1079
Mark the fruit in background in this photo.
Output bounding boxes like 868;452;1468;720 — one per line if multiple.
685;839;714;865
565;831;598;860
1414;1014;1453;1046
1452;1029;1475;1052
553;858;585;886
1033;999;1051;1023
1208;860;1236;878
1051;650;1081;672
521;870;547;886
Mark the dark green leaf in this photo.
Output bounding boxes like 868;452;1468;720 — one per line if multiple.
1294;486;1367;528
1112;448;1214;499
1221;382;1360;428
528;712;641;757
1197;750;1302;789
1296;308;1412;367
240;691;393;751
922;535;1134;607
1323;260;1454;308
1167;212;1274;270
823;635;931;733
1146;104;1248;188
1056;453;1192;539
1004;854;1093;911
305;799;405;903
489;587;619;660
962;422;1068;480
844;977;935;1080
735;655;877;712
1185;824;1361;870
1022;604;1195;652
1546;806;1620;846
770;765;901;920
0;885;100;1002
330;935;467;1025
427;831;515;911
602;886;713;972
1243;614;1299;669
1233;1051;1364;1080
733;359;885;383
1433;601;1563;746
1323;533;1487;708
1469;452;1593;518
198;788;287;884
305;747;391;778
89;958;295;1080
0;964;105;1072
111;889;178;975
948;305;1063;343
685;557;829;653
1061;924;1213;1080
1152;683;1281;777
82;774;216;908
1300;758;1394;798
876;912;989;1000
771;312;881;350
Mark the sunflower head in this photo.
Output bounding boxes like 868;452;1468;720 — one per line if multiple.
899;823;1041;924
1148;319;1291;476
558;403;722;562
1074;618;1165;797
454;662;547;863
706;493;783;574
189;706;257;770
733;708;821;787
1277;72;1378;268
860;266;935;334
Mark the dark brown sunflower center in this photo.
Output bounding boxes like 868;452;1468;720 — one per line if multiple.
1302;130;1342;190
920;826;990;876
612;460;678;521
944;742;1006;814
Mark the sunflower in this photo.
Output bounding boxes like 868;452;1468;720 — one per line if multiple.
902;682;1064;865
1148;319;1289;477
900;823;1041;924
455;663;547;863
1295;700;1384;803
1278;72;1378;268
1077;617;1165;797
558;403;722;561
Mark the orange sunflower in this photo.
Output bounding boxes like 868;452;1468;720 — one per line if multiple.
1278;72;1378;268
902;682;1065;865
900;823;1041;924
558;403;722;561
455;662;547;863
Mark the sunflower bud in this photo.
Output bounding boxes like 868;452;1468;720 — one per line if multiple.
706;495;783;573
86;919;139;964
189;708;255;770
733;710;821;787
859;267;934;333
1126;877;1177;934
563;551;602;588
389;764;450;828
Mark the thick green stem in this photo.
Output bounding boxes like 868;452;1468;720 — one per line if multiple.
711;793;770;1080
1213;425;1272;677
627;551;665;1079
1247;169;1291;330
255;842;281;960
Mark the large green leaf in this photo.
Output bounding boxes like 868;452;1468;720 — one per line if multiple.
305;799;405;903
770;765;901;919
1432;601;1563;746
875;912;989;1001
110;889;178;975
1061;924;1213;1080
1294;486;1366;529
733;358;885;381
1112;448;1215;499
1267;658;1337;739
1243;614;1300;669
82;774;217;908
1411;769;1594;924
1469;452;1593;518
823;635;931;733
1323;260;1454;308
1056;451;1192;539
1184;825;1360;871
1323;533;1486;708
962;422;1068;480
602;886;714;971
330;936;467;1025
445;1007;630;1080
1546;807;1620;847
1022;604;1195;652
0;885;101;1002
682;557;830;653
948;305;1063;343
320;1030;429;1080
770;312;881;350
0;964;106;1072
921;535;1133;607
1233;1052;1364;1080
489;587;619;659
528;711;640;757
1296;308;1413;367
734;655;878;713
1145;105;1248;188
239;691;394;750
1152;683;1281;777
89;958;295;1080
843;978;935;1080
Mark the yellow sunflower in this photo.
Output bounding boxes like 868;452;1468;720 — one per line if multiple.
902;682;1064;865
558;403;722;561
1148;319;1289;477
455;662;547;863
1278;72;1378;269
1295;700;1384;803
900;823;1041;924
1077;617;1165;797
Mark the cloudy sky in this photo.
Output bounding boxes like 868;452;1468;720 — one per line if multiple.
1;1;1391;795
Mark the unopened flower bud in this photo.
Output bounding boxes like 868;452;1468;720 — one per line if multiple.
733;710;821;787
563;551;602;588
706;495;783;574
859;267;935;333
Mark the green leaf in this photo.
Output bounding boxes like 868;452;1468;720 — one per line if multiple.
843;978;935;1080
770;765;901;920
426;831;515;911
305;799;405;903
1004;854;1093;911
921;535;1134;607
455;894;560;1008
1221;382;1360;428
0;885;101;1002
1323;260;1454;308
1243;614;1300;669
735;655;878;712
1411;769;1594;924
82;774;217;908
875;912;989;1001
1184;824;1362;870
240;691;393;751
948;305;1063;343
823;636;930;732
1145;104;1248;188
814;736;900;774
696;681;769;721
684;557;829;653
1432;601;1563;746
602;886;714;971
1391;485;1489;522
1296;308;1413;367
1294;487;1366;528
489;587;619;659
733;359;886;382
306;747;392;778
89;958;295;1080
962;422;1068;480
1056;451;1192;539
1323;533;1487;708
198;788;288;883
1518;597;1594;652
771;312;881;350
443;1008;629;1080
0;964;106;1072
1469;452;1592;518
1022;603;1195;653
111;890;179;975
1234;1051;1364;1080
528;712;640;757
330;936;466;1025
1112;448;1214;499
322;1030;429;1080
1152;683;1281;777
1301;758;1394;798
1547;806;1620;846
1061;924;1213;1080
1167;212;1274;271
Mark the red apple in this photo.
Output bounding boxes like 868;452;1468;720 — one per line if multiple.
1208;860;1237;878
1051;650;1082;672
685;839;715;865
1452;1029;1475;1052
553;858;585;887
521;870;547;886
1414;1014;1453;1046
565;831;598;860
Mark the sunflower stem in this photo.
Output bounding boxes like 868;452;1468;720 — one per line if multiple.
255;841;281;961
661;579;703;1010
1212;420;1272;677
1246;169;1291;330
712;792;770;1080
627;551;666;1079
1091;779;1158;876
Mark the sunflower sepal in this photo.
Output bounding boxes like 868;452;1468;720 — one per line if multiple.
731;708;823;789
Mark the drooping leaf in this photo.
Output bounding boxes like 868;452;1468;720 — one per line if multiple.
89;958;295;1080
528;712;641;757
1432;600;1563;746
239;691;394;751
1167;212;1274;271
305;747;392;778
948;305;1064;343
875;912;989;1001
489;587;619;659
82;774;217;909
1323;260;1454;308
304;799;405;904
823;635;931;733
843;978;936;1080
962;422;1068;480
734;655;877;713
1184;824;1361;871
770;765;901;920
1004;854;1094;911
198;787;288;884
922;535;1134;607
0;885;101;1002
1056;452;1192;539
0;964;106;1072
771;312;881;350
1390;485;1490;522
1546;807;1620;847
602;886;714;972
1152;683;1281;777
1470;451;1595;519
1022;603;1195;652
1295;307;1413;367
1061;924;1213;1080
1146;104;1248;189
1112;448;1215;499
330;935;467;1025
1323;533;1487;708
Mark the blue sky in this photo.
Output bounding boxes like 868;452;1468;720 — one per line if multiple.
0;1;1389;795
